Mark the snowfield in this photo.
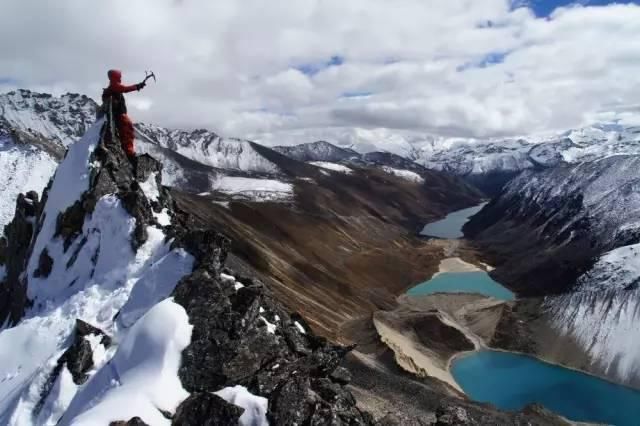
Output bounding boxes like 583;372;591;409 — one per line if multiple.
381;166;424;183
309;161;353;174
211;175;293;202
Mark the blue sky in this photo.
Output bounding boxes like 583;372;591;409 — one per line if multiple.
523;0;640;17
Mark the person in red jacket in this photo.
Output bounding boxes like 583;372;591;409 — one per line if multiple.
102;69;146;158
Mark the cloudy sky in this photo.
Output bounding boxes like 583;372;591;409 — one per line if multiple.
1;0;639;147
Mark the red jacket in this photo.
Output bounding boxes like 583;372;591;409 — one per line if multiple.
103;69;142;115
106;69;140;93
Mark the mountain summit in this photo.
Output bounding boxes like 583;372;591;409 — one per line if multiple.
0;113;372;425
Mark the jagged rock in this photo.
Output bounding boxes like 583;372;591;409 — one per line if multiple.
0;191;41;326
56;319;111;385
378;412;433;426
33;248;53;277
172;393;243;426
329;366;352;385
435;405;470;425
168;212;373;424
109;417;149;426
35;319;112;415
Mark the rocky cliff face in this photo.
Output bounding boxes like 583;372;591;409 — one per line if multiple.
464;154;640;387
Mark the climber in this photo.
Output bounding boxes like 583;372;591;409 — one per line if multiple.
102;69;146;158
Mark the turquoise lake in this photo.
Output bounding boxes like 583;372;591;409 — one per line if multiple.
420;203;487;239
452;351;640;426
407;271;515;301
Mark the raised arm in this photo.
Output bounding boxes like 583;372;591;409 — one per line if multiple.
110;81;145;94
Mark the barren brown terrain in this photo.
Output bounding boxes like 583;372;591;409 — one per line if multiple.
172;161;482;340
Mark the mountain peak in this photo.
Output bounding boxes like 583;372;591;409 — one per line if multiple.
0;112;372;425
273;140;358;163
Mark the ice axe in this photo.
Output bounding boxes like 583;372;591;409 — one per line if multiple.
143;70;156;84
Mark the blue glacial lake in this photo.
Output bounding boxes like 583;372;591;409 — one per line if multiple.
407;271;515;301
421;203;487;239
452;350;640;426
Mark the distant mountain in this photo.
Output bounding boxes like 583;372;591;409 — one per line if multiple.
273;140;359;162
274;126;640;195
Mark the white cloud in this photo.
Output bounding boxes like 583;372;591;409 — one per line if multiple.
1;0;639;145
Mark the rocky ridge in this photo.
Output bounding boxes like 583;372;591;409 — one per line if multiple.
0;114;373;425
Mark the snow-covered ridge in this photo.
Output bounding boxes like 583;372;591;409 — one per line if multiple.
501;155;640;248
0;120;196;425
136;123;280;174
273;126;640;194
0;90;97;147
273;140;358;163
0;114;369;424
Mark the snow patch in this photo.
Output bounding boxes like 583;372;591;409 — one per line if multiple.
294;321;306;334
117;228;194;328
60;299;192;426
309;161;352;174
214;385;269;426
212;176;293;202
260;316;277;334
220;273;236;283
381;166;424;183
139;172;160;202
153;208;171;226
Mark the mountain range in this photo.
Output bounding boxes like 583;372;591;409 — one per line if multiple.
1;88;640;423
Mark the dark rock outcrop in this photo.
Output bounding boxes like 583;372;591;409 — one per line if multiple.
109;417;150;426
172;393;243;426
35;320;112;415
0;191;41;326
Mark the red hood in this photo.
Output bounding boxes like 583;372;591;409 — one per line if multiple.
107;69;122;84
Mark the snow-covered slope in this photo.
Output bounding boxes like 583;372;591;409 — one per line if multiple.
0;90;97;147
465;154;640;387
0;115;370;425
0;131;58;230
136;123;280;174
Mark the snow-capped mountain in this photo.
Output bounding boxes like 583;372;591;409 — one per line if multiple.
464;154;640;387
0;90;97;147
0;90;296;231
273;141;359;163
136;123;280;174
0;117;372;425
275;126;640;195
